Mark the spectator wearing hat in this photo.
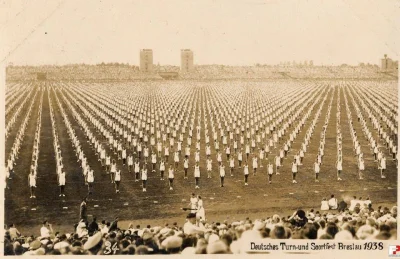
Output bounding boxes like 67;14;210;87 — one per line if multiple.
142;230;159;254
184;213;205;235
83;232;103;255
23;240;44;255
161;235;182;254
207;240;228;254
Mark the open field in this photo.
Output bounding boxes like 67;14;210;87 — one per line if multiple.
4;79;397;236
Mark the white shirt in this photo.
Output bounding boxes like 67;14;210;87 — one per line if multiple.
194;165;200;177
220;166;226;177
168;168;174;178
29;174;36;186
183;221;205;235
292;163;297;173
141;169;147;180
111;164;117;173
115;171;121;181
268;164;273;174
349;199;358;211
190;197;198;209
87;171;94;182
40;226;50;238
328;197;338;209
244;165;249;175
59;172;66;185
314;163;320;173
321;201;329;211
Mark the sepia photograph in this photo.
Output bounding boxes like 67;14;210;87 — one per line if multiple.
1;0;399;257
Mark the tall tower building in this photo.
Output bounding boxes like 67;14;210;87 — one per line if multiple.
140;49;153;72
181;49;194;72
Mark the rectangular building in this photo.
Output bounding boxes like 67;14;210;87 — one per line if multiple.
140;49;153;72
181;49;194;72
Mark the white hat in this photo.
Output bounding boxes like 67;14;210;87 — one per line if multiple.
54;241;70;250
161;236;183;250
206;240;228;254
253;221;266;231
83;232;102;250
335;230;353;240
208;233;219;244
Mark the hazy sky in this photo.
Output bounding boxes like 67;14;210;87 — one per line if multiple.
1;0;399;66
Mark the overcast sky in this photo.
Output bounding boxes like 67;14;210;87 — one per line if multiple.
1;0;399;66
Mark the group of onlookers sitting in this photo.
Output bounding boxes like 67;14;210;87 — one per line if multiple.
4;200;397;255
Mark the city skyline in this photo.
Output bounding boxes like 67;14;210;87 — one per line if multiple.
1;0;399;66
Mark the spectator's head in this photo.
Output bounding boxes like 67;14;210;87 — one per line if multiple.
356;225;375;240
271;226;286;239
302;223;318;239
187;213;197;223
207;240;228;254
334;230;353;240
161;235;182;254
272;214;281;224
135;245;150;255
325;222;339;238
83;232;103;255
296;210;306;219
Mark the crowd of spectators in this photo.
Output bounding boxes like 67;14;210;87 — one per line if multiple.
4;203;397;255
6;64;387;82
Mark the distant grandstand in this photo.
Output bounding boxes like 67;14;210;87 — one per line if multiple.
5;63;395;82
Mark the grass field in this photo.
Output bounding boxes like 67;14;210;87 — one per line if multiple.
4;79;397;236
